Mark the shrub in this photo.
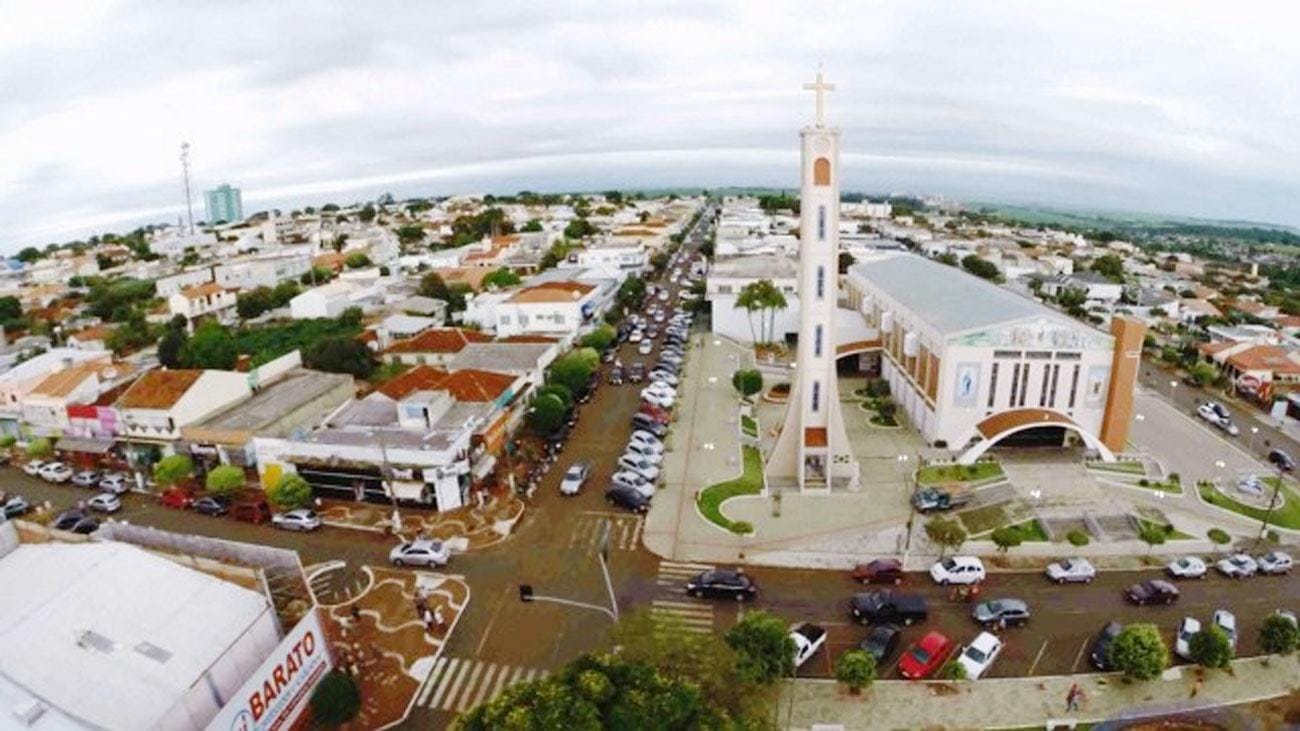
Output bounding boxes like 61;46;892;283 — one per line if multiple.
731;369;763;398
1168;473;1181;485
1110;624;1169;680
204;465;246;497
1259;614;1299;655
0;434;17;449
25;437;53;460
269;473;313;510
865;379;890;398
153;454;194;488
834;649;877;694
1067;529;1091;547
1138;478;1150;487
731;521;754;535
937;660;967;680
1207;528;1231;547
990;526;1023;553
1189;625;1233;669
310;669;361;726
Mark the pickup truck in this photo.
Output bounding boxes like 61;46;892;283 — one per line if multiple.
789;623;827;669
849;591;929;626
911;487;971;513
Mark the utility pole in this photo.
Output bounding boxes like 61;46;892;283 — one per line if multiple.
179;142;195;235
1259;465;1286;542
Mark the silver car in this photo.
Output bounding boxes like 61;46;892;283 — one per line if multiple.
271;509;322;532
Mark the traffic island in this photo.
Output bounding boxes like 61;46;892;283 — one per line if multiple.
696;445;764;534
317;565;470;730
1199;477;1300;530
316;491;525;550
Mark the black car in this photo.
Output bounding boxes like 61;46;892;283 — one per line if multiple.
654;360;680;375
193;496;231;516
849;591;928;625
627;363;646;383
1089;621;1123;670
1126;579;1179;605
608;367;625;385
858;624;903;664
631;414;668;437
686;569;757;601
52;510;98;534
1269;449;1296;472
2;495;29;518
605;484;651;513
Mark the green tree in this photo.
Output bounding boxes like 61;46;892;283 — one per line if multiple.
834;649;877;694
153;454;194;488
269;473;313;510
724;610;794;686
1091;254;1126;282
344;252;372;269
1138;523;1167;554
1189;624;1233;669
236;287;276;319
156;317;188;367
300;266;335;285
418;271;451;300
961;255;1003;282
564;217;596;239
521;219;544;233
580;324;616;351
1057;286;1088;315
528;393;568;435
481;268;522;289
990;526;1023;553
310;669;361;727
731;368;763;398
395;224;426;245
303;336;376;378
339;306;364;327
25;437;53;460
16;246;42;263
925;516;968;558
1259;614;1299;655
181;321;238;370
204;464;246;497
1207;527;1232;552
616;276;647;311
548;348;600;396
0;296;22;323
536;382;574;410
1109;624;1169;680
358;204;377;223
1187;361;1218;387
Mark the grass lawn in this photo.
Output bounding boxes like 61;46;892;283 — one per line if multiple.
1199;479;1300;530
1089;460;1146;475
956;501;1011;535
1131;478;1183;494
869;413;898;427
740;415;758;438
1136;517;1195;541
994;518;1049;542
235;318;363;366
918;462;1004;486
697;445;763;534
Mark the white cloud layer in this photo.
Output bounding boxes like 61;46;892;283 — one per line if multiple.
3;0;1300;247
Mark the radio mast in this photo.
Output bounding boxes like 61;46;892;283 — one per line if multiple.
179;142;195;234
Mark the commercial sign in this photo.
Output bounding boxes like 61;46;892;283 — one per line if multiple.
207;608;333;731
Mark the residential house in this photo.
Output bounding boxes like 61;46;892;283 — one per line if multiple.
463;280;603;341
168;283;238;328
0;348;113;437
114;369;252;457
20;361;137;440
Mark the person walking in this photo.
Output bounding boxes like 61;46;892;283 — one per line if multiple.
1066;683;1080;712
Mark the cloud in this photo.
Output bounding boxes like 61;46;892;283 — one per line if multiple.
3;0;1300;247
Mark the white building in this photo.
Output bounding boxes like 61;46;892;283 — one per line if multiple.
114;369;252;452
0;348;113;438
463;280;603;341
289;279;374;319
168;283;238;327
214;250;313;291
845;253;1144;462
559;239;648;279
706;254;801;344
154;267;215;298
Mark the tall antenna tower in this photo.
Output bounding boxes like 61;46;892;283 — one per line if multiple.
179;142;195;234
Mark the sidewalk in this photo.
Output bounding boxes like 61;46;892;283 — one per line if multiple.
784;655;1300;730
316;491;525;551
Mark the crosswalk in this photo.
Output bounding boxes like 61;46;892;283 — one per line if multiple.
416;656;551;714
651;560;717;635
568;511;643;553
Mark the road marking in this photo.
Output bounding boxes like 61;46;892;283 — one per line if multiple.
651;599;714;633
1071;638;1090;672
657;560;713;586
1027;640;1050;676
426;658;462;710
416;656;448;705
466;663;499;711
420;658;552;713
453;662;486;712
476;584;512;656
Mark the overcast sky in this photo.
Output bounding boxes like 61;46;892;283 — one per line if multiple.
4;0;1300;248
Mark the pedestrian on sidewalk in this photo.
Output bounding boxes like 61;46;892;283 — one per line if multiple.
1065;683;1080;712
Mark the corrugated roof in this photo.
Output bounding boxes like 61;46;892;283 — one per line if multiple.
849;254;1069;336
116;370;204;409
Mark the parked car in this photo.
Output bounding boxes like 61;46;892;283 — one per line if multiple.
159;488;195;510
629;430;663;450
1257;551;1294;575
630;415;668;438
956;631;1004;679
789;623;827;669
628;330;644;344
38;462;73;483
858;624;903;664
648;370;678;386
560;461;591;496
193;495;231;516
1175;616;1201;660
624;442;663;464
2;494;30;518
606;484;651;513
611;471;655;498
911;487;971;513
1045;557;1096;584
51;509;98;534
1126;579;1180;605
638;340;654;355
930;556;986;585
71;470;103;488
617;455;660;482
1216;553;1258;578
685;569;757;601
272;509;322;532
637;404;672;424
1212;609;1238;651
849;590;928;626
640;390;675;409
21;460;46;477
1268;449;1296;472
98;473;130;494
1196;402;1239;435
899;631;953;680
608;367;625;385
1166;555;1208;580
1089;621;1123;670
972;598;1030;628
627;363;646;383
851;558;905;585
231;498;272;524
389;538;450;567
86;492;122;513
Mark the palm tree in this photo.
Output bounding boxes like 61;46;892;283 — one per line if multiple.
759;280;788;346
736;281;764;344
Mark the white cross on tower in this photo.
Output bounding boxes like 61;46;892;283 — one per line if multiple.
803;66;835;127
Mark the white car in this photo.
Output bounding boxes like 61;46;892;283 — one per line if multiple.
38;462;73;483
271;509;322;532
641;391;675;409
628;330;644;344
1044;557;1096;584
1212;609;1238;651
1196;402;1239;436
86;492;122;514
638;340;654;355
1216;553;1258;578
389;538;451;567
789;623;827;670
611;471;655;498
98;473;131;494
956;631;1003;680
1175;616;1201;660
617;455;660;483
21;460;45;477
560;461;591;496
624;443;663;464
1166;556;1208;579
1257;551;1294;575
649;371;679;386
930;556;986;586
629;430;663;450
648;380;677;394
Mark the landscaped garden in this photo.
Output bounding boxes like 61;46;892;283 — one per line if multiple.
696;445;763;535
1088;460;1146;476
978;518;1048;543
917;461;1005;487
1199;477;1300;530
740;414;758;439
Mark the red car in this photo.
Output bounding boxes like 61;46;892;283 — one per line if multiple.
851;558;905;585
159;488;195;510
638;404;671;424
898;631;952;679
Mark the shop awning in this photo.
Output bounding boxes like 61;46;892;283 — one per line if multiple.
55;437;115;455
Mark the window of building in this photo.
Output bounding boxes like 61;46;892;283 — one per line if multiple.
817;205;827;241
811;381;821;412
1048;364;1061;407
814;325;823;357
1007;364;1021;408
1068;364;1081;408
816;266;826;299
814;157;831;186
1039;363;1051;406
1019;364;1031;407
993;350;1023;359
987;362;999;408
717;284;732;294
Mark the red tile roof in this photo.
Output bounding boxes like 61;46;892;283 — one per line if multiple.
115;370;203;409
377;365;516;403
1226;345;1300;375
384;328;493;355
498;334;559;344
179;282;229;300
507;281;595;304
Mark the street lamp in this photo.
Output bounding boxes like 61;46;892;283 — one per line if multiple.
1259;465;1287;542
1169;379;1178;400
1249;427;1260;454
